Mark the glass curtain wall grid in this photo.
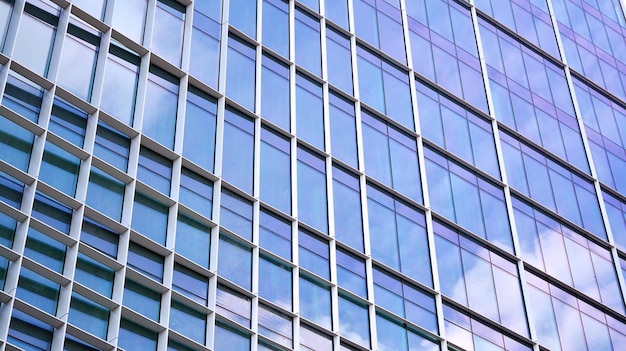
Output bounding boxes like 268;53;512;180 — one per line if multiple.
0;0;626;350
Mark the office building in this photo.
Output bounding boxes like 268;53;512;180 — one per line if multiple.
0;0;626;350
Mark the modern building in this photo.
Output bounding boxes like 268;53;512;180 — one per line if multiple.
1;0;626;350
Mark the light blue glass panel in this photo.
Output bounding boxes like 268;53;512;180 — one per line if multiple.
329;94;358;168
74;253;114;298
137;147;172;195
300;275;331;329
3;73;44;122
296;75;324;150
261;56;290;130
71;0;106;20
222;109;254;193
143;66;178;149
214;323;250;351
169;301;206;344
190;9;220;88
183;88;217;172
49;98;88;148
24;228;65;273
131;193;168;244
326;0;349;29
119;319;157;351
333;167;363;251
13;11;56;76
100;46;140;125
68;293;109;339
299;229;330;279
176;215;211;268
376;315;408;351
295;10;321;76
297;148;328;233
16;268;59;314
260;128;291;213
94;122;130;171
123;279;160;320
86;167;124;221
226;37;256;111
218;235;252;290
263;0;288;57
179;167;213;217
338;295;370;348
229;0;256;38
220;190;253;240
111;0;146;43
152;0;184;66
326;29;353;94
260;209;291;260
57;24;98;101
39;142;80;197
0;115;34;172
259;255;292;310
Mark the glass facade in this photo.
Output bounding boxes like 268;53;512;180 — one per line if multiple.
0;0;625;350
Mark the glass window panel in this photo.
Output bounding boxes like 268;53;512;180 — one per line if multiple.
296;74;324;150
298;229;329;279
118;318;158;351
0;114;34;172
300;275;331;329
32;192;72;233
175;214;211;268
263;0;288;57
2;73;44;122
49;98;88;148
261;56;290;130
229;0;256;38
216;284;251;327
13;8;57;76
260;209;291;260
183;87;217;171
214;323;250;351
58;19;99;101
222;108;254;193
152;0;185;66
68;292;109;339
94;121;130;171
190;8;220;88
86;166;124;221
137;147;172;195
337;249;367;298
258;304;293;347
226;36;256;111
260;127;291;213
80;217;118;258
259;255;292;309
179;167;213;217
297;147;328;233
218;234;252;290
0;211;17;250
326;0;349;29
333;167;363;251
169;300;207;344
100;44;140;125
329;94;358;168
111;0;146;43
295;10;321;76
143;65;178;148
24;227;66;273
172;263;209;305
16;267;60;314
338;294;370;348
7;310;53;351
74;252;114;298
39;142;80;197
131;192;168;245
326;29;353;94
127;242;164;282
300;324;333;350
220;189;253;241
123;279;160;321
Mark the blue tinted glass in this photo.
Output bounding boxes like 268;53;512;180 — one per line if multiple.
338;295;370;348
260;209;292;260
222;109;254;193
131;193;168;244
68;293;109;339
57;23;98;101
259;255;292;309
176;215;211;268
101;47;140;125
0;115;34;172
220;189;253;240
183;88;217;172
295;11;321;76
24;228;65;273
299;229;329;279
39;142;80;196
218;235;252;290
260;128;291;213
123;279;160;320
300;275;331;329
49;98;87;147
263;0;288;57
229;0;256;38
326;0;349;28
137;147;172;195
333;167;364;251
94;121;130;172
179;167;213;217
119;318;157;351
297;148;328;233
152;0;184;65
329;94;358;168
261;56;290;130
86;167;125;221
190;10;220;88
296;75;324;149
74;253;114;297
226;37;256;111
214;323;250;351
326;29;353;94
143;66;178;148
